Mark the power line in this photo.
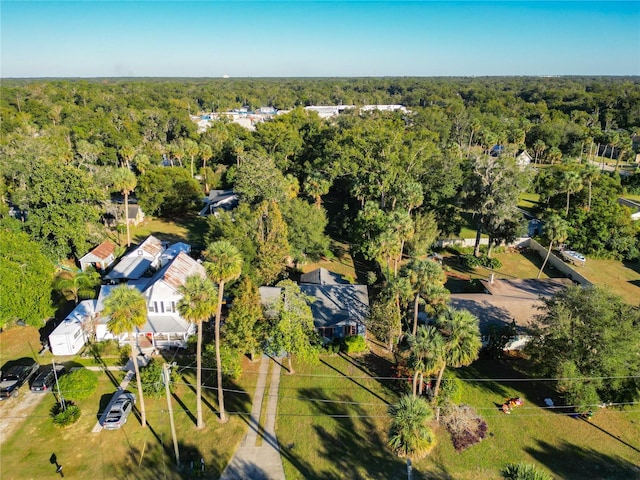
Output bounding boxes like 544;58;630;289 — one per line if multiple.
175;365;640;383
4;408;640;421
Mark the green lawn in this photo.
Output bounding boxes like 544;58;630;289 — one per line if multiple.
276;353;402;479
518;192;541;211
275;353;640;480
129;215;209;251
579;258;640;306
300;241;358;282
0;348;261;479
442;249;561;293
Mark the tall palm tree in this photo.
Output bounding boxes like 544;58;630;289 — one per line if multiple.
562;170;583;216
407;326;445;398
111;167;137;247
581;164;599;212
401;259;447;335
103;285;148;427
53;267;101;305
537;214;569;279
203;241;243;423
432;307;481;400
177;275;218;429
388;394;436;459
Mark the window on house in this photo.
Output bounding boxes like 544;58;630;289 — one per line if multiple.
171;302;176;313
343;325;356;337
153;302;158;313
160;302;165;313
320;327;334;339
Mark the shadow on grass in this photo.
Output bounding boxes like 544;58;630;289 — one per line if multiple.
337;351;399;399
320;358;390;405
578;417;640;454
296;386;412;480
109;440;219;479
525;439;640;480
455;359;522;401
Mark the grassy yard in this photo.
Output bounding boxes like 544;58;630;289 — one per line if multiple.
128;215;209;252
0;334;261;479
441;249;561;293
518;192;541;211
276;352;402;479
275;352;640;480
299;241;358;281
578;258;640;306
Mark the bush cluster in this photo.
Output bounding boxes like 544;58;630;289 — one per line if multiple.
51;401;81;427
323;335;368;354
57;368;98;400
460;254;502;270
139;359;177;398
502;462;553;480
443;404;488;452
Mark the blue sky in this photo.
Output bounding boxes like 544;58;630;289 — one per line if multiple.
1;1;639;77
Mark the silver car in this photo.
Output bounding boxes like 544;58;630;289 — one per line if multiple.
102;391;136;430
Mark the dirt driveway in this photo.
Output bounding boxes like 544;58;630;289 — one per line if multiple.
0;389;48;446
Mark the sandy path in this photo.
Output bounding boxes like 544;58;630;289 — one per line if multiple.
0;389;47;446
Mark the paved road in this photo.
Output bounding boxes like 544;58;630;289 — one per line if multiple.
219;356;286;480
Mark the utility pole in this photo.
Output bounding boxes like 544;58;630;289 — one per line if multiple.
163;363;180;469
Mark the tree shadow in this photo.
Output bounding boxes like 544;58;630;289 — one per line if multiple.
578;417;640;454
220;458;271;480
454;360;516;400
296;386;412;479
108;440;218;479
337;351;398;398
525;439;640;480
176;214;209;252
319;358;390;405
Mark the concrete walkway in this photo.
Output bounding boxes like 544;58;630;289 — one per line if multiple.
220;356;286;480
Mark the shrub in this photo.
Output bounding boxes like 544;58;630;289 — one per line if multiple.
51;401;81;427
483;256;502;269
204;343;242;380
58;368;98;400
119;344;131;366
324;338;342;354
442;404;488;451
366;271;378;285
502;462;552;480
89;339;121;357
435;373;462;407
342;335;367;354
460;254;482;268
139;358;176;398
460;254;502;270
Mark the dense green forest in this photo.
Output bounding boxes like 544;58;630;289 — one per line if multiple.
1;77;639;327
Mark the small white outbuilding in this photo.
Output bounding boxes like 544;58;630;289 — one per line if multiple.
49;300;96;356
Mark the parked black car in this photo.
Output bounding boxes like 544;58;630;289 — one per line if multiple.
30;365;66;393
0;358;39;400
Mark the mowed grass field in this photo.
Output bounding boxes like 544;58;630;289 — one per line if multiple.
0;326;260;479
276;353;640;480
